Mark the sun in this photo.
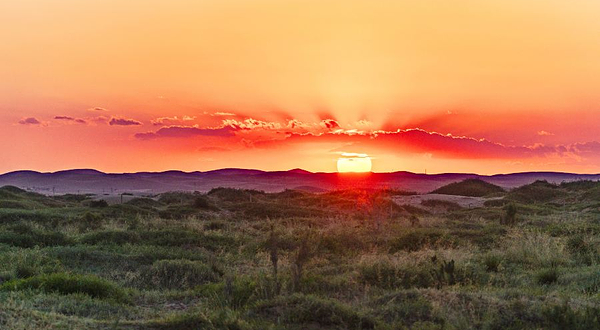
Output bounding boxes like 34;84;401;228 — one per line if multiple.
337;153;372;173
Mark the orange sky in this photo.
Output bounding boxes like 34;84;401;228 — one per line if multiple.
2;0;600;174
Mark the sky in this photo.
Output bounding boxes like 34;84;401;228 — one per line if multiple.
2;0;600;174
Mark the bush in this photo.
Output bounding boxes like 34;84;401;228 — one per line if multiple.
358;259;434;289
482;253;502;272
80;230;140;245
0;225;72;248
252;294;377;329
542;302;600;329
89;200;108;208
536;268;559;285
372;290;441;326
390;229;453;252
0;273;126;301
197;277;258;309
140;259;220;290
502;204;518;225
78;212;102;231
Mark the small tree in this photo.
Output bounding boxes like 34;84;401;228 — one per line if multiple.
291;236;311;292
502;204;518;225
266;222;280;295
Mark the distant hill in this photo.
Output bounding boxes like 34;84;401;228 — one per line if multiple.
1;169;599;196
431;179;505;197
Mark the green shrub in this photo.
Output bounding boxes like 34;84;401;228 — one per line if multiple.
197;277;258;309
542;302;600;329
140;259;220;290
146;312;213;330
78;212;103;231
391;229;452;252
501;204;518;225
80;230;140;245
372;290;441;326
0;225;72;248
536;268;559;285
358;259;434;289
0;273;126;301
482;253;502;272
506;181;565;204
89;200;108;208
252;293;377;329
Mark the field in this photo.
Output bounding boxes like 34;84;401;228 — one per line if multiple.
0;180;599;329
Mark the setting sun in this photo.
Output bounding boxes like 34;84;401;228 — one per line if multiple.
337;153;372;173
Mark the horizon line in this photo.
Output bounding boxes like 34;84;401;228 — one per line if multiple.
2;167;600;177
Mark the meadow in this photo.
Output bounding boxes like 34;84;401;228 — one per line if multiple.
0;179;599;329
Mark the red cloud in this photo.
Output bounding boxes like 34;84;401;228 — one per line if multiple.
255;129;595;160
109;117;142;126
135;125;237;140
320;119;340;129
18;117;41;125
54;116;87;124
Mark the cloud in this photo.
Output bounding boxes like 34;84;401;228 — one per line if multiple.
109;117;142;126
54;116;87;124
222;118;283;130
88;107;108;112
135;125;237;140
151;116;196;126
537;130;554;136
255;128;595;160
18;117;41;125
320;119;340;129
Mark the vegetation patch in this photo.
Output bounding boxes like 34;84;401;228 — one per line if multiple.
0;273;127;302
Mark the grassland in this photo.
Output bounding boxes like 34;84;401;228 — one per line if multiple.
0;180;599;329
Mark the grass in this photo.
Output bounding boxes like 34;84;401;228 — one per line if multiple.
0;183;599;328
0;273;127;302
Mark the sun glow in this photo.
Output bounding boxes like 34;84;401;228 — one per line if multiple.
337;153;372;173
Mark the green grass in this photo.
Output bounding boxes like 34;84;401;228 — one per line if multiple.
0;184;599;329
0;273;127;302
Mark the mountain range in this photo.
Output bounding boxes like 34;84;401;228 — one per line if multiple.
1;169;599;196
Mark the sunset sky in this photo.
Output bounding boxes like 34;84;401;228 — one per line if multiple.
2;0;600;174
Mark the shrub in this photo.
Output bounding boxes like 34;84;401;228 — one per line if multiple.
140;259;220;290
146;313;213;330
252;294;377;329
372;290;441;326
357;259;434;289
80;230;140;245
197;277;258;309
542;302;600;329
536;268;559;285
502;204;518;225
89;200;108;208
565;235;594;265
482;253;502;272
390;229;452;252
0;273;126;301
0;225;72;248
193;196;213;210
78;212;102;231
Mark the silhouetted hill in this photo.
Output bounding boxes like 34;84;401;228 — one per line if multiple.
431;179;505;197
0;169;599;195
